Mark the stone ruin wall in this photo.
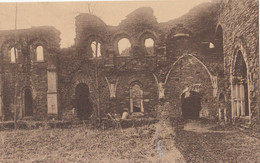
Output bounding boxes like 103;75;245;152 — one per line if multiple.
218;0;259;123
0;27;60;120
0;1;258;124
58;5;222;120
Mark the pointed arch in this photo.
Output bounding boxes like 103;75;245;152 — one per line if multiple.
165;54;213;85
231;47;250;119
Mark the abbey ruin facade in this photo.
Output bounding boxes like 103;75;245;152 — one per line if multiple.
0;0;258;126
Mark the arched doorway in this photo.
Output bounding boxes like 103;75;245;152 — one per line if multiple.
181;91;201;119
232;51;249;117
75;83;92;120
130;81;144;113
24;88;33;117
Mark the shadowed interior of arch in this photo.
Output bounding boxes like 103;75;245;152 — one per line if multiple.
181;91;202;119
24;88;33;117
131;84;142;112
215;25;223;57
233;50;249;116
75;83;93;120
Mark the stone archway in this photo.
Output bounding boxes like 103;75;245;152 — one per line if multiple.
181;91;202;119
231;50;249;118
75;83;93;120
24;88;33;117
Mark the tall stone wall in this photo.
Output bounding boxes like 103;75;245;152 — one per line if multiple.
218;0;259;123
1;1;257;124
58;5;222;121
0;26;60;120
165;54;216;119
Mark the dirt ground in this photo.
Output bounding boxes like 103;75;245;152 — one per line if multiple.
175;121;260;163
1;121;259;163
0;124;184;163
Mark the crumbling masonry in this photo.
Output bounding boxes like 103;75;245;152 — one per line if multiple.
0;0;258;126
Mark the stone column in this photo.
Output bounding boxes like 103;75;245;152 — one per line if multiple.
224;107;227;123
238;84;242;116
104;77;119;99
130;88;133;112
218;106;221;121
231;84;237;118
240;82;245;116
158;82;165;100
47;67;58;117
211;76;218;97
140;89;144;112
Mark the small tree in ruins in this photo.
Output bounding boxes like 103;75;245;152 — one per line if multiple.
13;3;19;129
89;3;101;125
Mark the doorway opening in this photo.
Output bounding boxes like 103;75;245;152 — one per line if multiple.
181;91;201;119
75;83;93;120
130;81;144;112
232;50;249;117
24;88;33;117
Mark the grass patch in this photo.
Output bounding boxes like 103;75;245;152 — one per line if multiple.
0;124;166;162
175;128;260;162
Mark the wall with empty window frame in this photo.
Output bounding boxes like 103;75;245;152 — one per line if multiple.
0;26;60;120
0;3;257;124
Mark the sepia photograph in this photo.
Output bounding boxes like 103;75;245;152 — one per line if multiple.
0;0;259;162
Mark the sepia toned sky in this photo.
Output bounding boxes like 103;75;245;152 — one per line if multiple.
0;0;211;47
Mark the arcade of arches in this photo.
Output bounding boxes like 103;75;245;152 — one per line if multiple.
0;1;258;126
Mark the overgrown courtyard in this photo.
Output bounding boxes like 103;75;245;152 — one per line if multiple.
1;121;259;162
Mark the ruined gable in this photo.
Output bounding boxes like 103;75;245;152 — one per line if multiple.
0;1;258;126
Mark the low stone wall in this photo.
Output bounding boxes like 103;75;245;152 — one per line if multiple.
0;120;73;131
0;118;158;131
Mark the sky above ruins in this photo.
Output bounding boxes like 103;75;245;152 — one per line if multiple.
0;0;211;47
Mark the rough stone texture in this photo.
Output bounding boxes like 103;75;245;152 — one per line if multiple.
0;1;258;126
165;54;216;119
58;4;221;121
0;26;60;120
217;0;259;124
